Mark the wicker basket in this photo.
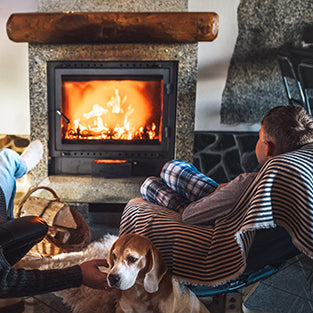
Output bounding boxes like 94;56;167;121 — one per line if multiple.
16;186;91;257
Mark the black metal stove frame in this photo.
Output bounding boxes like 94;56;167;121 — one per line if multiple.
47;60;178;177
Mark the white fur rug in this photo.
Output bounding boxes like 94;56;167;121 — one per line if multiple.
17;234;119;313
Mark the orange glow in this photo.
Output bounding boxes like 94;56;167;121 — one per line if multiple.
94;159;128;164
61;79;163;142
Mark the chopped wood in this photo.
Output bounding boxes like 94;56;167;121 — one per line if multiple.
53;206;78;230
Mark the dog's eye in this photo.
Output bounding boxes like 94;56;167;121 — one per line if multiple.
127;256;137;263
112;253;117;261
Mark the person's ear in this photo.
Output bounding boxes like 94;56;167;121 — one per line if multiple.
265;140;277;157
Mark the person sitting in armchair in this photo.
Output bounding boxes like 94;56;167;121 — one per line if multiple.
141;105;313;225
119;105;313;287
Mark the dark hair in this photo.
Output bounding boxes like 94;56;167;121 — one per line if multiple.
261;105;313;154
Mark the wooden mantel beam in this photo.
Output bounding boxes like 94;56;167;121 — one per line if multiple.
6;12;219;44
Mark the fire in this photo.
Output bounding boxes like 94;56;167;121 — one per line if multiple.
61;80;162;141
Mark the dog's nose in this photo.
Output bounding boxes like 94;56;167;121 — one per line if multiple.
108;274;120;286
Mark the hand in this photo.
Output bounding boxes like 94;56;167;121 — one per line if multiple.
215;182;228;191
80;259;112;290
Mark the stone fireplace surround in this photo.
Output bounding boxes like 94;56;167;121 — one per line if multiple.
30;42;197;204
23;0;218;205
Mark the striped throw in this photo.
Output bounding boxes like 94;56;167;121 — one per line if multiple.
120;144;313;286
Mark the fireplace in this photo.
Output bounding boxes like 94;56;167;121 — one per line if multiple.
24;42;199;203
8;8;219;202
48;60;178;177
6;0;219;202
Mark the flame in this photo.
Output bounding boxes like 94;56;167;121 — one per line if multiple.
61;80;162;141
94;159;128;164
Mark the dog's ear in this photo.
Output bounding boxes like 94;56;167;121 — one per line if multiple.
143;245;167;293
108;240;116;268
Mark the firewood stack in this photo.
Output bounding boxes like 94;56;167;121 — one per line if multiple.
16;187;91;257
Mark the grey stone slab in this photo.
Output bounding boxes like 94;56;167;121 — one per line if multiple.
38;0;188;12
244;261;313;313
244;282;313;313
259;263;313;302
37;175;145;203
221;0;313;124
293;254;313;272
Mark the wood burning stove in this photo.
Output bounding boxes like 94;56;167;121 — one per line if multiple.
48;60;178;177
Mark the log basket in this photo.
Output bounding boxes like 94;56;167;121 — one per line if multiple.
16;186;91;257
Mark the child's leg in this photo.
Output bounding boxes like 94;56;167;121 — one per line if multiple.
141;176;191;212
160;159;218;201
0;149;28;218
0;140;43;218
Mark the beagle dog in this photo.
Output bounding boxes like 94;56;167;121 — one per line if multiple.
107;233;209;313
16;233;209;313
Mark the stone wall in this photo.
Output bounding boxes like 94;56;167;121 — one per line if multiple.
38;0;188;12
194;131;260;183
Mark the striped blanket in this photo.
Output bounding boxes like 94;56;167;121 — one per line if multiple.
119;144;313;286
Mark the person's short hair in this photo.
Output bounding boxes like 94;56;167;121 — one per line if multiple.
261;105;313;154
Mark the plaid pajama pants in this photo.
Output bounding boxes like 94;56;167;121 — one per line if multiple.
140;159;219;212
